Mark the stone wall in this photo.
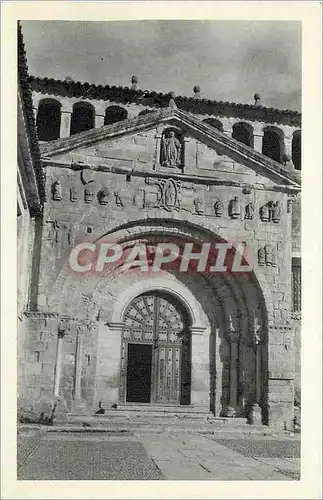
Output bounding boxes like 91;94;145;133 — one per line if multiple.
18;124;299;429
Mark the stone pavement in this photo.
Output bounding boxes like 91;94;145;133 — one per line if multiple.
138;431;300;480
17;427;300;481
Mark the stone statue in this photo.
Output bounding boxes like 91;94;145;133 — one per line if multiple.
67;226;75;246
264;244;277;267
214;199;224;217
272;201;281;223
245;202;254;220
84;186;94;203
194;199;204;215
115;192;124;207
260;203;270;222
161;131;182;168
230;196;241;219
258;247;265;266
70;186;79;202
98;188;109;205
52;181;62;201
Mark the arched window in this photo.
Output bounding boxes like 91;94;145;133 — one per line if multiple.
262;127;284;163
104;106;128;126
232;122;254;148
36;98;61;141
202;118;224;132
292;130;301;170
70;102;95;136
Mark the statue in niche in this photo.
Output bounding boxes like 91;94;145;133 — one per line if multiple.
84;186;94;203
272;201;281;223
214;199;224;217
98;188;109;205
229;196;241;219
245;202;254;220
260;203;270;222
258;247;265;266
70;186;79;202
52;180;62;201
264;244;277;267
160;130;182;168
194;199;204;215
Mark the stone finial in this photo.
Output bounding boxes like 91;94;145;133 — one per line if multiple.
254;93;261;106
169;92;177;109
131;75;138;90
193;85;201;99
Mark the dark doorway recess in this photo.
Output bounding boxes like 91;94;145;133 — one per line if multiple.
126;344;152;403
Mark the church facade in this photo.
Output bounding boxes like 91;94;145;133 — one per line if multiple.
17;43;301;429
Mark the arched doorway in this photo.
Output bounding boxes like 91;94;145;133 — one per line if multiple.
120;291;191;405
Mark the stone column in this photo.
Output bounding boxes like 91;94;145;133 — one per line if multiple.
74;326;83;400
253;124;264;153
284;135;293;159
248;316;263;425
223;123;233;138
190;326;209;410
224;316;240;417
95;114;105;128
183;137;190;171
60;107;73;138
53;318;72;397
154;134;162;167
53;332;64;397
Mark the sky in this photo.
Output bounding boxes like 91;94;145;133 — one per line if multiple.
21;20;301;111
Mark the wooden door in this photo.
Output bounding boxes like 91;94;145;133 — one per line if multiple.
121;293;190;405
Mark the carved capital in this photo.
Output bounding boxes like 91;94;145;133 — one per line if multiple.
189;326;207;336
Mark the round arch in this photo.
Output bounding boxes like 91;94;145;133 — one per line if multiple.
202;118;224;132
109;275;207;330
70;101;95;135
36;98;61;141
232;122;254;148
104;106;128;125
262;126;284;163
292;130;301;170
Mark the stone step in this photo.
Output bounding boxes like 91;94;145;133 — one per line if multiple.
113;404;211;414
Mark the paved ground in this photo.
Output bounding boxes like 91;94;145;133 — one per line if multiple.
17;428;300;481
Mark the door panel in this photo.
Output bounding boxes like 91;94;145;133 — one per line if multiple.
126;344;152;403
121;293;190;405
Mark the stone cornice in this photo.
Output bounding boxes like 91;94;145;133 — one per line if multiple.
41;157;300;194
18;23;45;208
40;107;301;190
24;310;60;318
29;75;301;127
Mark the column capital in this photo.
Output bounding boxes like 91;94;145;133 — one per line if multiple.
107;322;125;332
189;325;207;336
61;106;73;114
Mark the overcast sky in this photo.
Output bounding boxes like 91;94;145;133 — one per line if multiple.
21;20;301;111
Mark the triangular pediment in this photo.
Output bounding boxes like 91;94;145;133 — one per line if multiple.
40;108;301;190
